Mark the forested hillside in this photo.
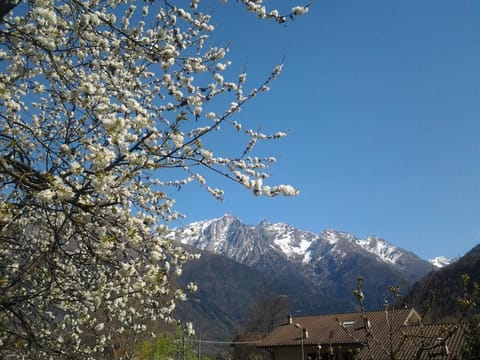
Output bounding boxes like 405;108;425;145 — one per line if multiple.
404;244;480;321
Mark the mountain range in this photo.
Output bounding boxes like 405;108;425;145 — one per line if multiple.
171;214;450;341
173;214;449;270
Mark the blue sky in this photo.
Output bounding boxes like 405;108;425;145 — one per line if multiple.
171;1;480;261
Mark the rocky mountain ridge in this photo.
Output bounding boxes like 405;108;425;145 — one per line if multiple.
169;214;471;346
171;214;439;312
172;213;447;270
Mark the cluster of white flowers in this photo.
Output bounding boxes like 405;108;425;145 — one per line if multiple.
0;0;303;358
233;1;310;23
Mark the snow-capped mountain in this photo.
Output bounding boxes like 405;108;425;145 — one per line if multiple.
171;214;436;310
173;214;430;270
428;256;452;268
174;217;475;341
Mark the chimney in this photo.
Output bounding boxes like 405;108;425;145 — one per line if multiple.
287;315;293;325
303;328;309;339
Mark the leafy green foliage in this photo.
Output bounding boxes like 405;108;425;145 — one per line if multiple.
137;329;210;360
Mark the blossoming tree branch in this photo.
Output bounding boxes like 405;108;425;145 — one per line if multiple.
0;0;308;358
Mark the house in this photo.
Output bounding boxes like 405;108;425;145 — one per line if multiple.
256;309;466;360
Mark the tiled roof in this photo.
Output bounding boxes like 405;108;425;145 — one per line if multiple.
359;323;466;360
257;309;465;359
257;308;420;348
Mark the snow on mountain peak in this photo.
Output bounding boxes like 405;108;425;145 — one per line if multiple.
173;213;240;252
429;256;452;268
356;236;403;265
321;230;340;244
273;233;311;258
317;231;404;265
181;213;235;233
261;221;315;259
321;229;354;244
172;216;432;270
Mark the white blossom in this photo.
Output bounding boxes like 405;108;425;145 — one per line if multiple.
171;133;184;148
0;0;302;358
185;321;195;336
292;6;309;15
